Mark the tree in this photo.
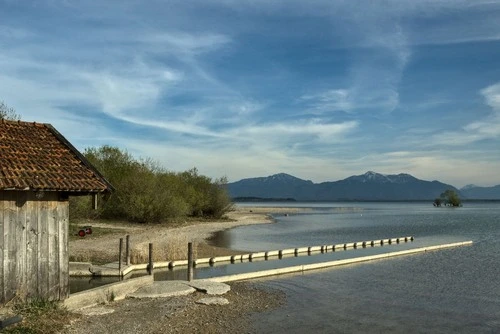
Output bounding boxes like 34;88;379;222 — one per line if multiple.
0;101;20;120
70;146;234;223
439;189;462;207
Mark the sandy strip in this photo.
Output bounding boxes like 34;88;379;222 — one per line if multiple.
69;206;306;264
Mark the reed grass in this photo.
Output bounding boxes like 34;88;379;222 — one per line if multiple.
129;235;198;264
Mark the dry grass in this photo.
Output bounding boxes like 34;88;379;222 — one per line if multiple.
69;208;276;266
69;232;201;265
2;298;79;334
129;235;198;264
69;251;116;265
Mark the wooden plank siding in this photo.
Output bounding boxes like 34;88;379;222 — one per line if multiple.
5;192;16;302
0;194;4;303
26;195;39;300
0;191;69;304
58;203;69;298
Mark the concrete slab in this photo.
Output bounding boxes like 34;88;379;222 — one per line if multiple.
90;262;134;277
64;275;154;310
187;280;231;295
196;297;229;305
128;281;196;299
69;262;93;276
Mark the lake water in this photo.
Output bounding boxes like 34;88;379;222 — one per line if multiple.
213;202;500;333
70;201;500;333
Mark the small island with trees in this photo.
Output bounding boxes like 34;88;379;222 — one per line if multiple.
434;189;462;207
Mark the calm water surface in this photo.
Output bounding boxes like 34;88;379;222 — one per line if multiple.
71;201;500;333
215;202;500;333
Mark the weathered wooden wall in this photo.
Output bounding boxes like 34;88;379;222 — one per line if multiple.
0;191;69;304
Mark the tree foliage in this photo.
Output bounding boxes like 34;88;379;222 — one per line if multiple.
437;189;462;207
70;146;233;223
0;101;21;120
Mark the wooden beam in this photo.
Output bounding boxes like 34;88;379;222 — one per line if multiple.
92;194;98;210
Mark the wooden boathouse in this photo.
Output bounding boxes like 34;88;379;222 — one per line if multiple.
0;119;113;304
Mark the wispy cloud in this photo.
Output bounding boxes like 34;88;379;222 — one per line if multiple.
142;32;231;55
430;82;500;145
299;90;352;113
237;120;358;139
1;0;500;186
481;83;500;111
342;149;500;187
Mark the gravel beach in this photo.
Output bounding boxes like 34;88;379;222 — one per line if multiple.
62;206;300;333
64;282;285;334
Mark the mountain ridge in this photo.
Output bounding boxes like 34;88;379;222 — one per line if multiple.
227;171;500;201
460;184;500;200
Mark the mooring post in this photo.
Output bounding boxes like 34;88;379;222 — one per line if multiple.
119;238;123;278
126;235;130;265
148;243;153;275
187;242;194;281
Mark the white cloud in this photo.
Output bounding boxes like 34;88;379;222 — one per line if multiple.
229;101;265;116
481;83;500;111
235;120;358;143
83;72;161;114
144;32;231;55
1;0;500;188
119;136;352;183
428;82;500;146
343;149;500;187
300;87;399;114
119;136;500;187
300;89;352;113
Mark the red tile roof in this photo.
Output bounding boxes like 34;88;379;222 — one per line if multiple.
0;119;113;193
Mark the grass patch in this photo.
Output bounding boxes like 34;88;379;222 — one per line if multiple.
68;251;117;265
130;235;198;263
67;217;234;264
3;298;78;334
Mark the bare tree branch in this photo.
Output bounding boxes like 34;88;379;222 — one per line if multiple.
0;101;21;120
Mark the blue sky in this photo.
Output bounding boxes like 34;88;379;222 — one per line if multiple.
1;0;500;187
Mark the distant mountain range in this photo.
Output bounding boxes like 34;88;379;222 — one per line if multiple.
227;171;500;201
460;184;500;200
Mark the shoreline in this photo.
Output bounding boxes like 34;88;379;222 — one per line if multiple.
69;205;307;264
63;206;293;333
64;281;286;334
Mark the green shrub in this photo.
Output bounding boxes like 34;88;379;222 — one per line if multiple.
70;146;233;223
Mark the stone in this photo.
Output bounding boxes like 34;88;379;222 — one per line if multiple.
127;281;196;299
195;297;229;305
186;280;231;295
77;307;115;316
0;315;23;330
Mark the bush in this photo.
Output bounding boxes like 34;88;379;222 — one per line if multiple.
440;189;462;207
70;146;233;223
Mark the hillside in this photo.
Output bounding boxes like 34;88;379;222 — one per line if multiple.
228;171;462;201
460;184;500;200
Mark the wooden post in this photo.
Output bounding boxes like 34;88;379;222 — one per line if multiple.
148;243;153;275
92;193;98;210
125;235;130;265
187;242;194;281
119;238;123;278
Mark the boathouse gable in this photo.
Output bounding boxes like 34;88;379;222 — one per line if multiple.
0;119;113;304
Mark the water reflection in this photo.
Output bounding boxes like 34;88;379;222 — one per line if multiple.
70;276;121;294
